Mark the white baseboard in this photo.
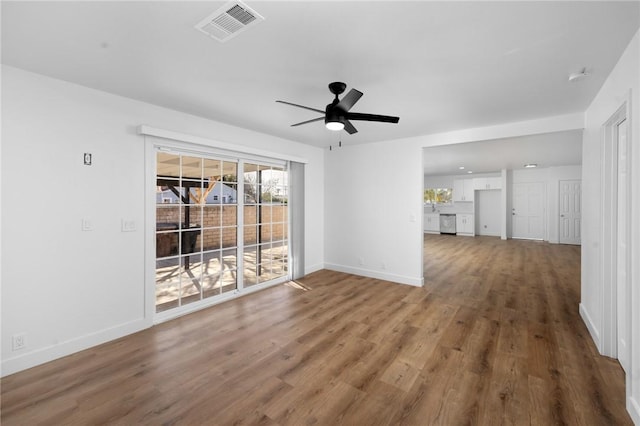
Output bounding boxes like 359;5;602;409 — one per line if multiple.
579;303;601;350
305;262;325;275
1;318;150;377
324;263;423;287
629;396;640;425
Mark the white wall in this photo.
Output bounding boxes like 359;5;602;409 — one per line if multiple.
581;30;640;423
324;139;424;286
1;66;325;375
423;174;456;189
423;172;500;189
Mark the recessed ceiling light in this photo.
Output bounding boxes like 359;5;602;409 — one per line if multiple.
459;166;465;170
524;163;538;168
467;171;473;174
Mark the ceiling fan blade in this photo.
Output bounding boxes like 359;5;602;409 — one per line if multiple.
343;119;358;134
346;112;400;123
336;89;363;112
276;100;324;114
291;117;325;127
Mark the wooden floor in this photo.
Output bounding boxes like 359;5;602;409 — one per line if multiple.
1;235;631;425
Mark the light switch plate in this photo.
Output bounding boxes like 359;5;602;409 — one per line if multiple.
82;219;93;231
121;219;136;232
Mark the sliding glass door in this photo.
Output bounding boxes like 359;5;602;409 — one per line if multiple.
155;149;289;314
243;163;288;287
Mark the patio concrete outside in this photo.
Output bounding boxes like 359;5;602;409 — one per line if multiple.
156;243;288;312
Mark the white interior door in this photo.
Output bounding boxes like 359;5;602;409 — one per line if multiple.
512;182;545;240
559;180;582;245
616;118;629;373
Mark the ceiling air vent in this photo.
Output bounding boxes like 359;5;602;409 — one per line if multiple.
195;1;264;43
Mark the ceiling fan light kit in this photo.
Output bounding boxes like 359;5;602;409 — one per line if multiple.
325;121;344;131
276;82;400;136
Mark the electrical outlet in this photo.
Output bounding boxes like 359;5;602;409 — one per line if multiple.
12;333;26;351
358;257;364;266
381;262;387;270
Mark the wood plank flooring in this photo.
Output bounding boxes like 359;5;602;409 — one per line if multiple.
1;234;631;425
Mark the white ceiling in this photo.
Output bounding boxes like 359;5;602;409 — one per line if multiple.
2;1;639;148
422;130;583;175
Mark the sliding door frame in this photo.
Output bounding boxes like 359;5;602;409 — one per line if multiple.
141;126;305;324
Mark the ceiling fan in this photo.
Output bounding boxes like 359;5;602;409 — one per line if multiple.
276;82;400;135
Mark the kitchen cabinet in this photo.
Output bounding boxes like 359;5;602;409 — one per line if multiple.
473;177;502;190
424;213;440;233
453;179;474;202
456;214;474;236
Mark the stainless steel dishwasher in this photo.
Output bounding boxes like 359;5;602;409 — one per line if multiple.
439;214;456;235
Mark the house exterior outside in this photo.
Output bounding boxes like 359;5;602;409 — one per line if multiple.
156;181;238;204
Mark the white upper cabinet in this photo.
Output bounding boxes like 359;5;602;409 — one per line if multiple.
453;179;474;202
473;177;502;190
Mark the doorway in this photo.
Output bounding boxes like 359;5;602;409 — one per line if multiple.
601;99;631;373
559;180;582;245
154;148;290;319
